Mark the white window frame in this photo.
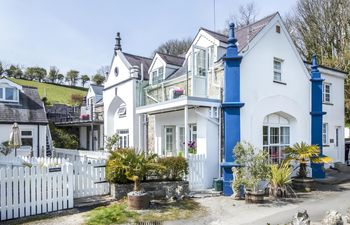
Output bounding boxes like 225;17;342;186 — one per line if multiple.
263;125;290;164
117;129;129;148
273;58;283;82
164;126;175;155
21;130;34;148
151;67;165;85
323;82;332;104
117;104;126;117
0;85;19;102
322;123;329;145
189;124;197;142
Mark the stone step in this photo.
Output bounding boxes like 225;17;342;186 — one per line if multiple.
189;189;222;198
74;195;114;208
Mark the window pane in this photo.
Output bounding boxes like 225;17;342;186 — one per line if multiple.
21;138;33;147
5;88;14;100
0;87;3;99
274;72;281;81
196;49;207;77
280;127;290;144
270;127;279;144
21;131;32;136
274;61;281;70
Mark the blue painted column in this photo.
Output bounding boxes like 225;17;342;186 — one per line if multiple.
310;55;326;179
220;23;244;196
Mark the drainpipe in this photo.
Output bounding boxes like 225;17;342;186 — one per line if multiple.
310;55;326;178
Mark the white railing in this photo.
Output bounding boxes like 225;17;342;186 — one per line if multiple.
187;154;206;190
54;148;110;161
73;159;109;198
0;163;74;221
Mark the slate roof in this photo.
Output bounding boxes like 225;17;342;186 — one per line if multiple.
157;52;185;67
124;53;153;80
165;13;277;81
201;12;278;52
90;84;103;96
0;86;48;124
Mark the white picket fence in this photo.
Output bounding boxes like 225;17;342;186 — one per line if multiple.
72;159;109;198
0;163;74;221
187;154;206;190
54;148;109;161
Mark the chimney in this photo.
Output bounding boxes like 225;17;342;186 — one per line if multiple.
114;32;122;53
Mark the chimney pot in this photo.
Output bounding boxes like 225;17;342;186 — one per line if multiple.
114;32;122;53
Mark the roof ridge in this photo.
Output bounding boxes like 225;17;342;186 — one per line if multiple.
200;12;279;37
123;52;152;60
156;52;185;59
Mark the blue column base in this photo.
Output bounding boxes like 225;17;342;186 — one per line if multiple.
223;180;233;196
311;163;325;179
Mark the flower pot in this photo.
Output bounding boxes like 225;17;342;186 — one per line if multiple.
245;191;265;204
127;192;150;210
270;186;288;198
292;177;314;192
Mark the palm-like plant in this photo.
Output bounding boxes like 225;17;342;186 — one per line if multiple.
269;163;292;197
284;142;332;178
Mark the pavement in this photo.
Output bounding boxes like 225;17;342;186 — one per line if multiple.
166;170;350;225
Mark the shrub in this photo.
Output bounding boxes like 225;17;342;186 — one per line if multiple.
157;156;188;181
49;123;79;149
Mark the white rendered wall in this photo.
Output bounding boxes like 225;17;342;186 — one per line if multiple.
240;18;311;152
79;127;87;149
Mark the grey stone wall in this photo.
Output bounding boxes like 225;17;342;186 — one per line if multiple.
110;180;189;200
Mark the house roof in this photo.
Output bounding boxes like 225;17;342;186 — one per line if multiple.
157;52;185;67
200;12;278;52
0;86;48;124
90;84;104;95
166;59;189;80
124;52;153;80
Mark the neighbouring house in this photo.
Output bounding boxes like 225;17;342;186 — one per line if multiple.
46;104;80;123
104;13;346;190
55;84;104;150
0;77;52;157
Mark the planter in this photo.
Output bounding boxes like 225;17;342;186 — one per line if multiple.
245;191;265;204
292;177;314;192
270;186;288;198
111;180;189;200
127;192;150;210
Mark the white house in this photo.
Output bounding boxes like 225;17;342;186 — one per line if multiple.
55;84;104;151
0;77;51;157
104;13;346;191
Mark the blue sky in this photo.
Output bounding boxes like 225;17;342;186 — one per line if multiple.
0;0;297;76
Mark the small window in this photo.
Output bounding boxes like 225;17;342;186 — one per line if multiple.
117;105;126;117
322;123;329;145
21;131;32;136
117;129;129;148
276;25;281;33
190;124;197;142
323;83;331;103
273;59;283;82
21;130;33;147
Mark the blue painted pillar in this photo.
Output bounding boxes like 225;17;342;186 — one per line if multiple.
310;55;326;179
220;23;244;196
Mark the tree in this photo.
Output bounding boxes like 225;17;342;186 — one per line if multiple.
66;70;79;86
226;1;258;28
25;67;46;82
285;0;350;123
57;74;64;84
97;66;110;78
92;74;105;85
153;38;192;56
80;74;90;87
70;93;84;106
48;66;59;83
0;62;5;76
6;65;23;78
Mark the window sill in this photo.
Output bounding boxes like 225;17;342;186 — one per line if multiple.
323;102;333;106
273;80;287;85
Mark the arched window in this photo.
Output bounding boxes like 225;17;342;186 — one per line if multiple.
263;113;290;164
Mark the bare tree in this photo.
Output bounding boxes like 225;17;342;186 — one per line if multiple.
226;1;259;28
285;0;350;123
153;38;192;57
97;65;110;78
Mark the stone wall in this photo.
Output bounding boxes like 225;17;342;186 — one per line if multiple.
110;180;189;200
147;115;155;152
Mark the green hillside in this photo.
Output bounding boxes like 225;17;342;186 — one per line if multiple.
9;78;88;106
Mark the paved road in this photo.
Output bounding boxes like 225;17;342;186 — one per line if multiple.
167;183;350;225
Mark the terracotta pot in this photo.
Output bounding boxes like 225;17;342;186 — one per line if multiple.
292;177;314;192
127;192;150;210
245;191;265;204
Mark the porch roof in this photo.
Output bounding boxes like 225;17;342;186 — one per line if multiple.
136;96;221;114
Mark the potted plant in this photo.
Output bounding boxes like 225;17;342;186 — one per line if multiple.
121;151;161;210
233;142;270;203
284;142;332;192
269;163;292;198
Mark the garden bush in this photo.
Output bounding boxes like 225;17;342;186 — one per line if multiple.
157;156;189;181
106;149;188;184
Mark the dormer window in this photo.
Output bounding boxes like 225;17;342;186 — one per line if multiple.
0;86;19;102
151;67;164;85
